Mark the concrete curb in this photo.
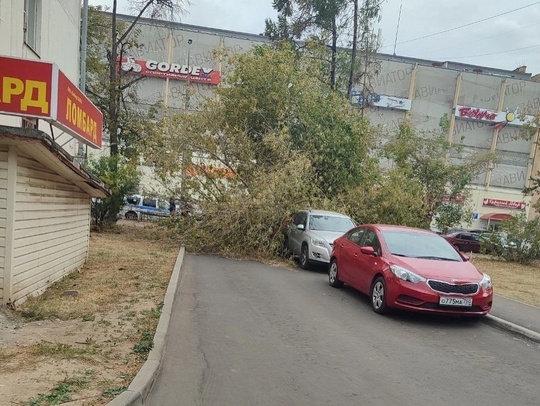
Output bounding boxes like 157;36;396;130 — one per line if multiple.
106;246;186;406
483;314;540;344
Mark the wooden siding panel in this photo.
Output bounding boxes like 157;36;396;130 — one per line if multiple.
16;178;84;195
13;250;87;300
13;241;88;285
11;153;91;304
14;226;88;261
14;240;88;273
14;213;89;230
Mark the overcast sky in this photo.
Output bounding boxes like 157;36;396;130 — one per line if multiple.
89;0;540;75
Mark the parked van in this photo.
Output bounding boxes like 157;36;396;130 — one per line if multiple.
120;194;170;220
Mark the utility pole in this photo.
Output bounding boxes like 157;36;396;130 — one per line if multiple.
361;0;370;116
180;39;193;202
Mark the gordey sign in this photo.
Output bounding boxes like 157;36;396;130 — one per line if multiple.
0;56;102;148
120;57;221;85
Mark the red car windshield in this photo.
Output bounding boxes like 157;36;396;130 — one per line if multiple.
381;230;464;261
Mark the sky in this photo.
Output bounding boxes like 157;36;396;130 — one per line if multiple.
89;0;540;75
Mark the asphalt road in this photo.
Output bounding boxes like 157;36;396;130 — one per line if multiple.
145;254;540;406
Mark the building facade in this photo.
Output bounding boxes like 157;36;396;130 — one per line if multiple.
360;55;540;229
0;1;107;306
0;0;83;156
114;13;540;230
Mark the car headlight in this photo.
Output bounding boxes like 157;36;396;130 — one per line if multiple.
390;265;426;284
311;237;328;248
480;273;492;290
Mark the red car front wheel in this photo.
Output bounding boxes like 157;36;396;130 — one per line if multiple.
371;277;389;315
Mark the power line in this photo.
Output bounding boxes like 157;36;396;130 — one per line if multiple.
421;22;538;56
442;43;540;60
384;1;540;48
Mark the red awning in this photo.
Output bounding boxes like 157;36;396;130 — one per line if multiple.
480;213;513;221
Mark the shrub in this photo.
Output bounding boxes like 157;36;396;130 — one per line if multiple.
482;214;540;264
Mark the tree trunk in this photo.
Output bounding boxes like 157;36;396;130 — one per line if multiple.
109;0;119;156
330;16;337;90
347;0;359;99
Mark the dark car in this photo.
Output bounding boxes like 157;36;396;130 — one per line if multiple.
329;225;493;316
442;232;481;253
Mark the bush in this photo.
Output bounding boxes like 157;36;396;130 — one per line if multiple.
166;154;322;258
482;215;540;264
86;156;140;227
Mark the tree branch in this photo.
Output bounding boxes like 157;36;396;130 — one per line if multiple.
120;75;146;91
117;0;155;45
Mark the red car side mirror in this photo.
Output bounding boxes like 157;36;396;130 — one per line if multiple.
360;246;377;256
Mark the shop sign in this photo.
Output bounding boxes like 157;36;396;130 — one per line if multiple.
351;90;411;111
455;105;534;128
442;195;464;203
56;71;101;148
482;198;525;210
0;56;102;149
120;57;221;85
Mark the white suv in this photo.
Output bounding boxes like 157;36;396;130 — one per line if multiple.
285;210;355;269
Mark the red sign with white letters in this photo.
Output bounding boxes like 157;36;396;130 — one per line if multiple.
482;198;525;210
120;57;221;85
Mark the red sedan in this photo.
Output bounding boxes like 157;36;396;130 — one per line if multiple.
329;225;493;316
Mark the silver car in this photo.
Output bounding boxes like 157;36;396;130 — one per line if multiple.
285;210;356;269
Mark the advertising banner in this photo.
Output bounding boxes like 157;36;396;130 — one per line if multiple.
455;105;534;128
120;57;221;85
0;55;102;148
482;198;526;210
351;90;411;111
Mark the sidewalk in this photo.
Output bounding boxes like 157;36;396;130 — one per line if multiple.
484;294;540;344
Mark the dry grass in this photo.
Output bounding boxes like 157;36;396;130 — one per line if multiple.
0;222;179;405
20;225;178;321
470;255;540;307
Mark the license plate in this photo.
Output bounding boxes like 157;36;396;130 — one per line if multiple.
439;296;473;307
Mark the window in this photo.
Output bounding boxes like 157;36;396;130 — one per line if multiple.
142;197;157;208
347;229;366;246
361;229;382;256
308;215;355;232
24;0;41;53
21;117;38;129
126;196;140;205
293;212;307;226
158;200;170;210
